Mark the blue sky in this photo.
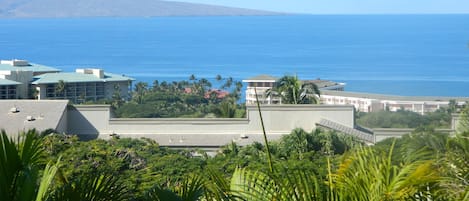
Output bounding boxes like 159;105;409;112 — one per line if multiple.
171;0;469;14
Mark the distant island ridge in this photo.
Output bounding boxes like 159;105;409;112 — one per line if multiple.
0;0;281;18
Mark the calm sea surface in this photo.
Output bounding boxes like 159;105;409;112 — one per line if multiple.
1;15;469;97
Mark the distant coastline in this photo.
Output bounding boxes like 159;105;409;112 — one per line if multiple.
0;0;282;19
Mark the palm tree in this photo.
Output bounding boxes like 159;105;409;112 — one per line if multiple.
111;84;123;109
230;167;325;201
133;82;149;104
222;77;233;90
214;100;237;118
49;173;129;201
440;133;469;200
145;175;208;201
333;141;441;201
189;74;196;81
215;74;222;82
55;80;66;98
0;129;60;201
267;75;320;104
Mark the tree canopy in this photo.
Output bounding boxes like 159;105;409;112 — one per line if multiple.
267;75;320;104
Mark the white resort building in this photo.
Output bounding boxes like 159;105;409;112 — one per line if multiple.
242;74;469;114
320;90;469;114
0;59;134;103
0;59;61;99
243;74;345;105
32;68;134;103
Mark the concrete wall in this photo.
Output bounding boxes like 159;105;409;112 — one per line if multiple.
67;105;110;139
452;113;461;133
64;104;463;146
67;104;356;146
55;108;68;134
372;128;413;143
246;105;355;135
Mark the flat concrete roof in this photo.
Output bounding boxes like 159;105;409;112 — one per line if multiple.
243;75;344;88
321;90;469;102
243;74;277;82
0;100;68;134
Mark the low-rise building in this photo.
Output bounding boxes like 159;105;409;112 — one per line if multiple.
32;68;134;103
243;75;279;104
321;90;469;114
0;59;60;99
0;79;21;99
242;74;345;105
0;59;134;103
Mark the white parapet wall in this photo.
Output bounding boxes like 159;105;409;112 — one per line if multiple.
67;104;356;146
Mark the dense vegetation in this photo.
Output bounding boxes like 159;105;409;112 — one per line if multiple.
2;122;469;200
112;75;245;118
356;101;462;128
356;109;452;128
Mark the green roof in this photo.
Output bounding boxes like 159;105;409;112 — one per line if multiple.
0;62;60;73
31;72;135;84
0;79;21;85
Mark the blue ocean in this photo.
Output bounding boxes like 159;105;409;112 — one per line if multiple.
1;15;469;96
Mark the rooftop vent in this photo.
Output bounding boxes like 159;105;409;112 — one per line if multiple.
9;107;19;113
1;59;30;66
240;134;248;139
76;68;104;78
26;116;35;121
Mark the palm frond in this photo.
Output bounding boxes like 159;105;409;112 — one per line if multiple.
50;173;129;201
36;158;61;201
146;185;182;201
0;129;45;201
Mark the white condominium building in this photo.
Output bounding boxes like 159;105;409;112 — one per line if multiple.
0;59;61;99
321;90;469;114
242;74;345;105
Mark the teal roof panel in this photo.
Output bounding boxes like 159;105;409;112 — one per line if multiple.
0;63;60;73
31;72;135;84
0;79;21;85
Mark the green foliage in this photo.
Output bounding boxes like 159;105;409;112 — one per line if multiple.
114;76;245;118
49;174;129;201
334;142;440;201
0;129;59;201
232;167;326;201
356;109;451;128
457;104;469;133
43;136;206;198
267;75;321;104
3;127;469;200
